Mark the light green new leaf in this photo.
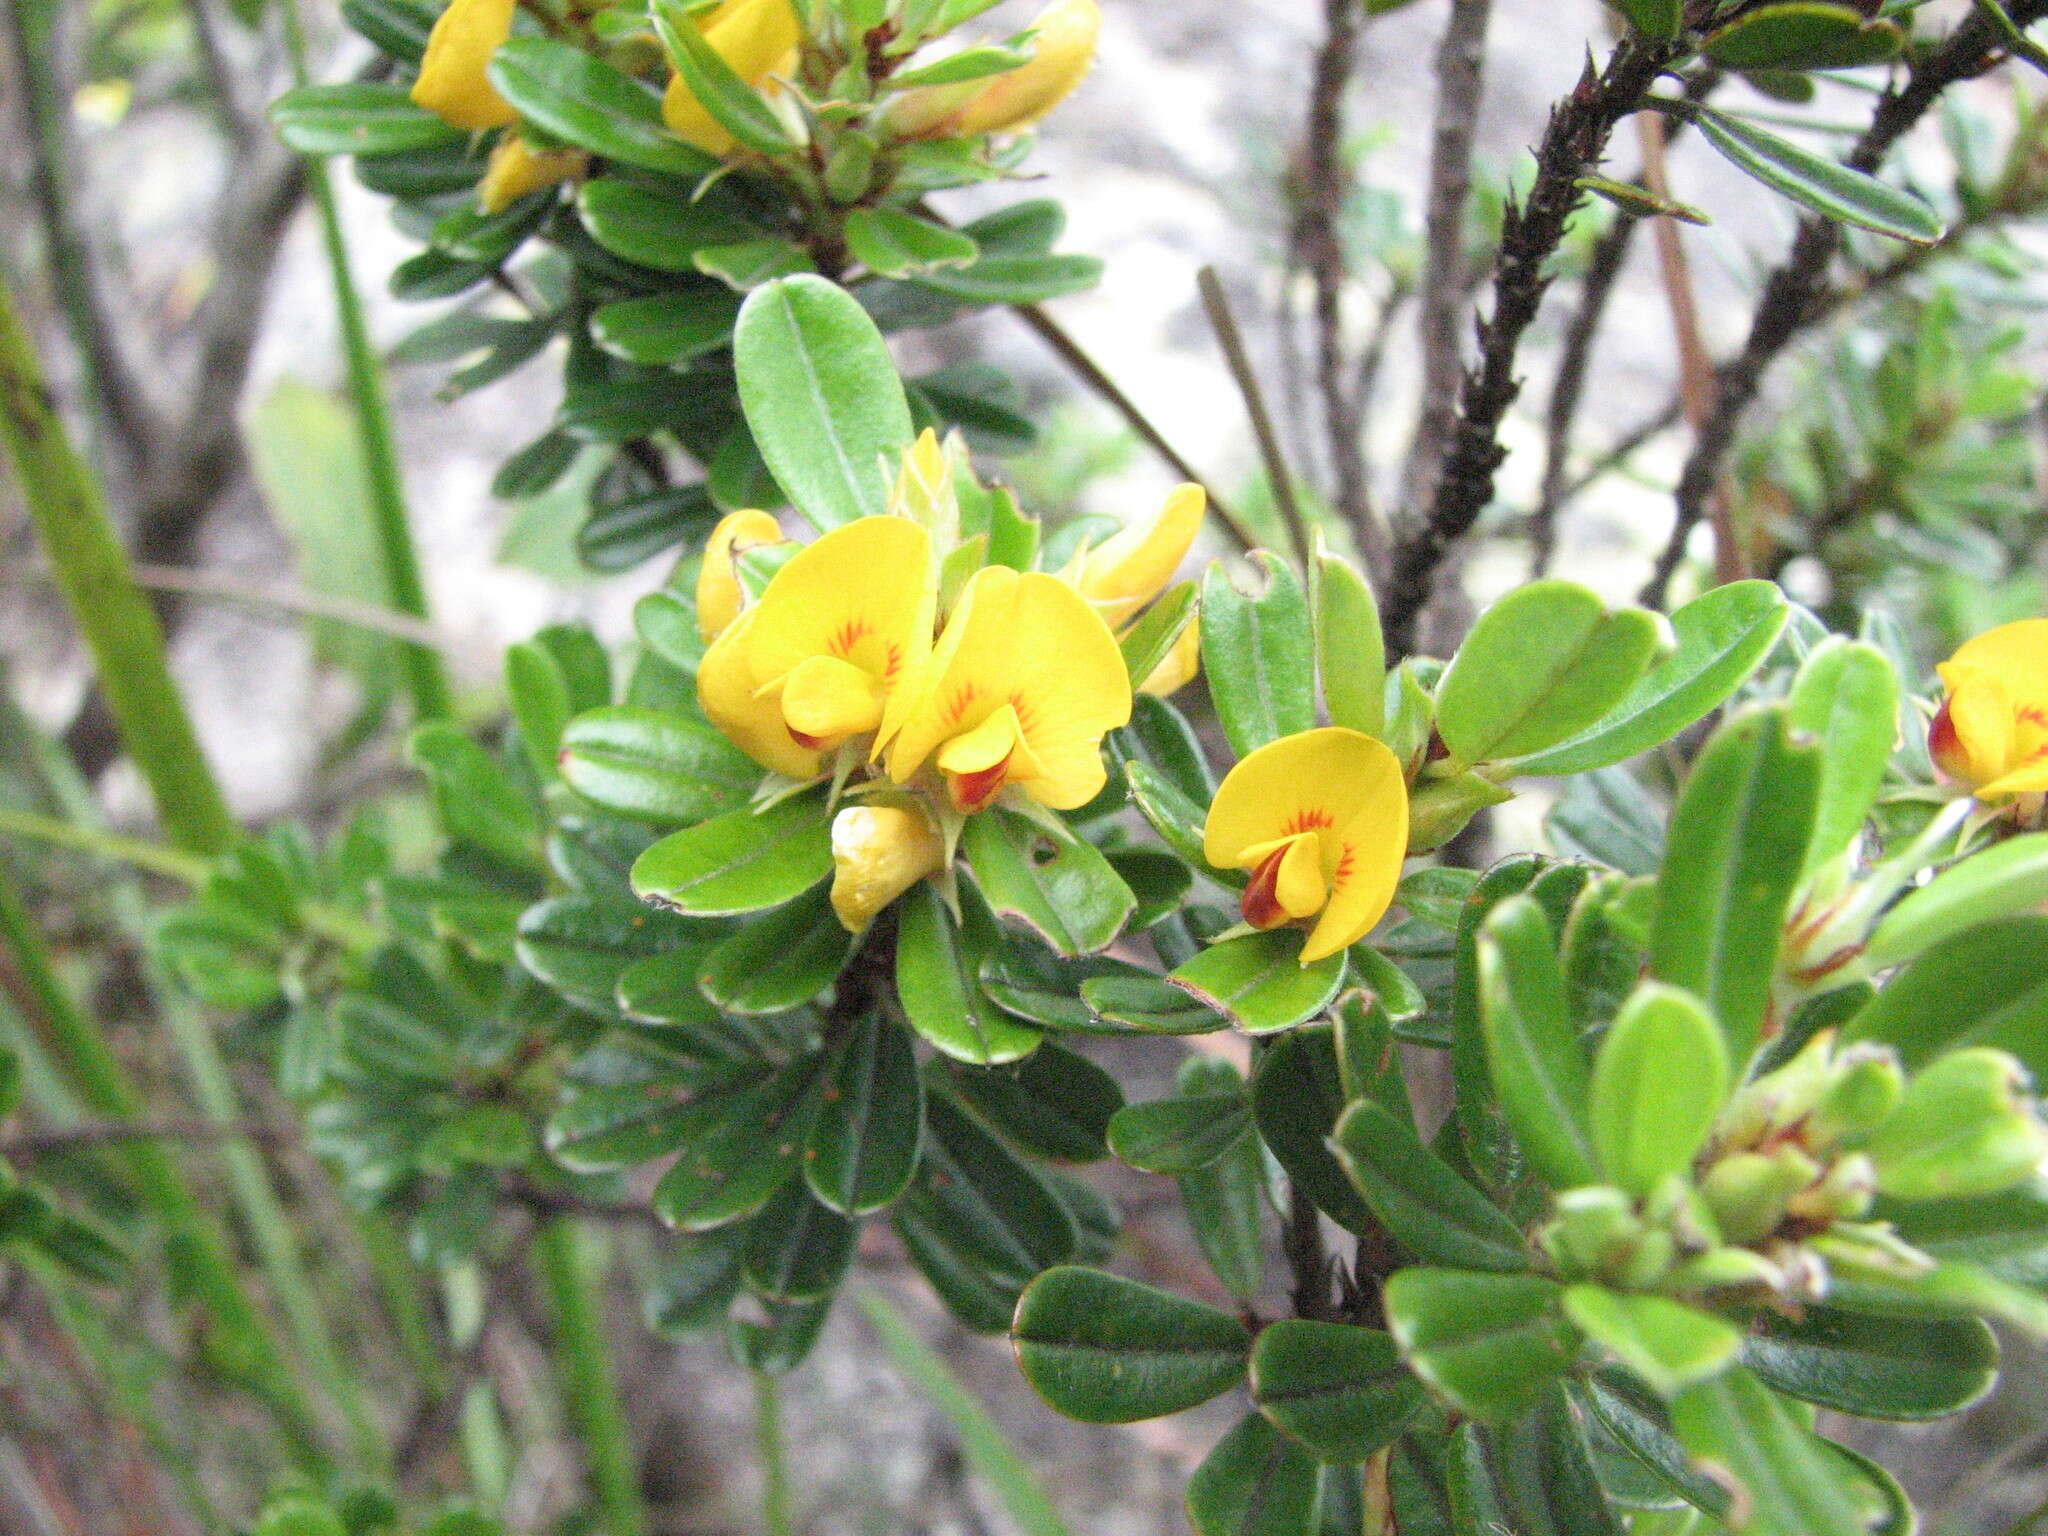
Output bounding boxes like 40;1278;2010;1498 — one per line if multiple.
1436;581;1671;766
1786;639;1898;873
1649;708;1820;1067
1477;896;1598;1191
1563;1286;1740;1399
1590;982;1729;1197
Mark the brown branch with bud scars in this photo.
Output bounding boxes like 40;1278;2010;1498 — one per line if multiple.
1384;34;1680;655
1641;0;2047;608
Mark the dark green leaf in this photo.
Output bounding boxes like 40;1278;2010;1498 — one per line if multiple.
806;1012;923;1214
897;884;1043;1066
1685;101;1942;243
1330;1101;1531;1272
489;37;714;176
1250;1320;1424;1463
591;289;743;366
1012;1267;1249;1423
948;1043;1122;1162
960;810;1135;958
1251;1025;1375;1231
743;1180;857;1302
632;792;834;918
1384;1269;1576;1422
1167;930;1347;1035
1844;915;2048;1077
559;706;758;824
1186;1412;1321;1536
697;884;855;1014
575;177;762;271
1741;1306;1997;1420
270;82;459;156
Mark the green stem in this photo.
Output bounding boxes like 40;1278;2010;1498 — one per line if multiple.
0;273;237;855
0;862;332;1472
533;1218;649;1536
752;1370;795;1536
277;0;454;723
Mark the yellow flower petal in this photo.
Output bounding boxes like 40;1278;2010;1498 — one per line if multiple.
950;0;1099;137
662;0;801;155
1066;483;1205;630
888;566;1129;811
412;0;519;131
697;508;785;642
478;136;586;213
778;654;886;745
1935;667;2014;788
747;517;934;738
1945;618;2048;690
1204;728;1408;964
934;703;1047;812
697;607;822;779
830;804;945;932
1139;615;1201;697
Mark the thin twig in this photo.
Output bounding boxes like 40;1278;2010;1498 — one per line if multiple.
0;1120;297;1155
1636;108;1744;584
1283;1188;1334;1322
1008;300;1258;551
1196;267;1313;570
8;562;452;648
1386;34;1680;655
1642;0;2043;607
1292;0;1388;575
1405;0;1496;514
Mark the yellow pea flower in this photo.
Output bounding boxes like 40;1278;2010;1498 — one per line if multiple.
1930;619;2048;801
1057;482;1205;697
696;508;786;643
829;803;946;932
411;0;519;132
1062;484;1204;630
698;516;936;779
478;136;588;213
662;0;801;156
1203;728;1409;964
888;565;1131;813
892;0;1100;140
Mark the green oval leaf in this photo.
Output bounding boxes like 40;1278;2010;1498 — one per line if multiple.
805;1012;923;1215
1477;896;1598;1191
1167;930;1348;1035
1200;554;1316;758
1330;1101;1532;1272
489;36;713;176
1590;981;1729;1198
1013;1267;1250;1424
559;706;758;824
1865;835;2048;970
733;274;913;528
1507;581;1789;776
1436;581;1671;766
1249;1320;1424;1463
1649;707;1821;1067
697;885;855;1015
1703;3;1904;71
1668;1367;1873;1536
1786;638;1898;872
630;791;835;917
1186;1412;1321;1536
270;82;461;156
1844;915;2048;1077
960;810;1135;959
1741;1306;1997;1420
1383;1269;1575;1422
896;884;1043;1066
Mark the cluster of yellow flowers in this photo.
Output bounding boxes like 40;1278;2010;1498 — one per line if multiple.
690;434;1415;965
691;434;1193;931
408;0;1100;213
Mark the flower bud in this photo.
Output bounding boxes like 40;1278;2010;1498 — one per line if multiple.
1809;1048;1904;1148
1404;771;1513;855
1538;1186;1642;1281
829;805;947;932
696;509;787;643
478;137;588;214
1700;1147;1819;1243
889;0;1099;139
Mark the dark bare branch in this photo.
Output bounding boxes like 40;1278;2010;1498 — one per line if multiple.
1386;34;1680;654
1405;0;1496;515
